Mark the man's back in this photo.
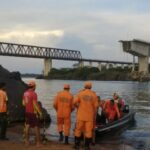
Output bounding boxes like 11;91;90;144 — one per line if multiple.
54;90;73;118
23;89;37;113
74;89;98;121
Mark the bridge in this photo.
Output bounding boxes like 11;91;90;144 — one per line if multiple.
120;39;150;75
0;42;134;77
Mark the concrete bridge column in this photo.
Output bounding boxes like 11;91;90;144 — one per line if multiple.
106;63;109;70
127;64;132;70
98;62;102;71
131;64;135;72
44;58;52;77
113;64;117;68
89;61;92;67
121;64;124;69
138;56;149;74
131;56;135;72
79;61;84;67
109;64;114;68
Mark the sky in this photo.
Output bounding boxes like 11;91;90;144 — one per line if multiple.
0;0;150;73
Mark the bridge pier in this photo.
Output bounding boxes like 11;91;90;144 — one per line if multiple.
112;64;116;68
98;62;102;71
138;56;149;74
106;63;109;70
44;58;52;77
79;61;84;67
89;61;92;67
121;64;124;69
109;64;114;68
131;64;135;72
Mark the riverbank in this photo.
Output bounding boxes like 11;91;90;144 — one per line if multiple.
1;123;134;150
37;67;133;81
36;67;150;81
0;141;134;150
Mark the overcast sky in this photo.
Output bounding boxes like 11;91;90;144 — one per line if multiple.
0;0;150;73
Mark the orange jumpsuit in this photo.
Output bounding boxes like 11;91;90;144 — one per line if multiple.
0;89;8;139
0;90;8;113
103;99;120;122
53;90;73;136
74;89;98;138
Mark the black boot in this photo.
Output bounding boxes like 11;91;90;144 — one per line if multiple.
59;132;64;142
0;113;8;140
84;138;91;150
64;136;69;144
73;136;80;150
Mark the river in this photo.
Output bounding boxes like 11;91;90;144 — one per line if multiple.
23;79;150;150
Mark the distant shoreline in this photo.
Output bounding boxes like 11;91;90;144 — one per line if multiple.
38;67;134;81
21;67;150;82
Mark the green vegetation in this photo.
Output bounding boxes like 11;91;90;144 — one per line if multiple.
46;66;132;81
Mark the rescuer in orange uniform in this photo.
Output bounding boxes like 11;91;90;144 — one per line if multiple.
103;99;120;122
53;84;73;144
0;82;8;140
23;81;43;147
74;82;98;150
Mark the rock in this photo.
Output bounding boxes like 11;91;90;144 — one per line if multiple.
0;65;26;121
0;65;51;124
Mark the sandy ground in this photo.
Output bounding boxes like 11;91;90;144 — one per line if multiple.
0;141;134;150
0;124;134;150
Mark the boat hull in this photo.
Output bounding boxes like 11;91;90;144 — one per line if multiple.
95;110;135;137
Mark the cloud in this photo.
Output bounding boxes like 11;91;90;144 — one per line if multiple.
0;30;64;45
0;0;150;73
0;30;64;39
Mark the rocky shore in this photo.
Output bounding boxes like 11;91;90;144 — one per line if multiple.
0;65;50;123
0;65;27;121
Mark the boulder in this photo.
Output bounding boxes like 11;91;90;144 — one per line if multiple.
0;65;51;124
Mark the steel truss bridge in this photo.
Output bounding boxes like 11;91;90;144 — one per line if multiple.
0;42;133;65
0;42;82;61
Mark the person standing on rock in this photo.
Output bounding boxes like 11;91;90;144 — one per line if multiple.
53;84;74;144
0;82;8;140
73;82;98;150
22;81;43;147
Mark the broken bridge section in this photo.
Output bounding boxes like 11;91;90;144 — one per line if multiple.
120;39;150;75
